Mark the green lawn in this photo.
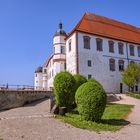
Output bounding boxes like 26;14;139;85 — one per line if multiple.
127;93;140;99
56;103;133;132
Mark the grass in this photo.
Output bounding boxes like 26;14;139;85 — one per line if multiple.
56;103;133;132
127;92;140;99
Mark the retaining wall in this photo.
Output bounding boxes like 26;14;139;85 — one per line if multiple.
0;90;53;111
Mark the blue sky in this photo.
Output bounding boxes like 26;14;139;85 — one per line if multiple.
0;0;140;86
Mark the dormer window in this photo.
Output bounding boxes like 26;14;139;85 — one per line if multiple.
96;38;103;51
109;40;114;53
83;36;90;49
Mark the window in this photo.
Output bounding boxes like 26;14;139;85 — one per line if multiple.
109;58;115;71
118;60;124;71
118;42;124;55
96;38;103;51
129;45;134;56
83;36;90;49
88;60;92;67
130;61;135;64
69;40;71;52
44;69;47;73
88;74;92;79
64;63;66;70
109;41;114;53
137;46;140;57
135;85;138;92
61;46;65;54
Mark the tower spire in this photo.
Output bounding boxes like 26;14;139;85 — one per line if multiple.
59;22;62;29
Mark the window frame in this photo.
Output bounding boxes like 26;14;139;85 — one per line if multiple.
87;60;92;67
118;42;124;55
83;36;91;49
129;45;135;56
118;60;124;71
137;46;140;57
69;40;72;52
109;40;114;53
109;58;115;71
96;38;103;51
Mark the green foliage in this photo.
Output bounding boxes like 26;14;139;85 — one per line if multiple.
122;63;140;90
75;82;107;122
127;93;140;99
73;74;87;92
88;78;102;87
57;103;133;131
54;71;75;108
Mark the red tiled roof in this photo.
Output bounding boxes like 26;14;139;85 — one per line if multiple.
68;12;140;45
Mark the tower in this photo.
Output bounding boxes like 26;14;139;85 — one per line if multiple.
53;22;67;76
34;66;43;90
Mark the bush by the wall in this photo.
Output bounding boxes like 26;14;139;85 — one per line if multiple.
75;81;107;122
88;78;102;87
73;74;87;92
54;71;75;108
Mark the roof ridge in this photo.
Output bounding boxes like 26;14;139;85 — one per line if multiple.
84;15;140;35
84;13;140;34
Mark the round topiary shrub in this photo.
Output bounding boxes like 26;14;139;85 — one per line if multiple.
75;82;107;122
54;71;75;109
88;78;102;87
73;74;87;92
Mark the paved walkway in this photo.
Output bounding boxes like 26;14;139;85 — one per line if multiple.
0;95;140;140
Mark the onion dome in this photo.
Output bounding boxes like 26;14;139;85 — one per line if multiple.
54;22;67;37
35;66;42;73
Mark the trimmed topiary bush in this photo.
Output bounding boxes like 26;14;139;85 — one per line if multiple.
75;82;107;122
54;71;75;109
73;74;87;92
88;78;102;87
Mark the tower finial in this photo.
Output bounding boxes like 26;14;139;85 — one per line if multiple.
59;22;62;29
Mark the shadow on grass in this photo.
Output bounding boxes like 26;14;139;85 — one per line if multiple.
101;119;130;126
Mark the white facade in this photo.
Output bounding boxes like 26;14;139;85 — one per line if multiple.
34;13;140;93
66;32;140;93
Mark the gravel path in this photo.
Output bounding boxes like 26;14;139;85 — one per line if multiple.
0;94;140;140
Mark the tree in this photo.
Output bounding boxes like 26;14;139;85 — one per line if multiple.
122;63;140;91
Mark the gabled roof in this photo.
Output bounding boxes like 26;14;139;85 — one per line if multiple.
67;12;140;45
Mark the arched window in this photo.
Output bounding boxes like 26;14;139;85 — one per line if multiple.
109;58;115;71
118;60;124;71
96;38;103;51
118;42;124;55
83;36;90;49
129;45;135;56
109;40;114;53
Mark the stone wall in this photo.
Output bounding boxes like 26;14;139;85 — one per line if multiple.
0;90;53;111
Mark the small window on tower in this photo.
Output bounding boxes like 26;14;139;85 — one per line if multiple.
61;46;65;54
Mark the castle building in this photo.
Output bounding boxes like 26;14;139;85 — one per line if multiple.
34;12;140;93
